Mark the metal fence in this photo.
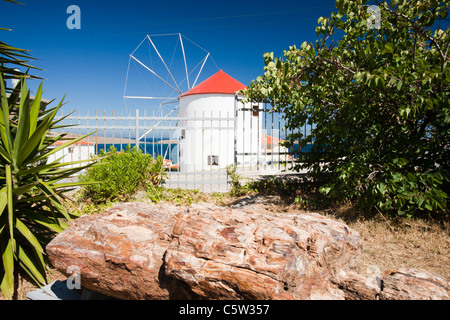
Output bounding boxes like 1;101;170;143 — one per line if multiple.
52;97;312;193
233;95;314;183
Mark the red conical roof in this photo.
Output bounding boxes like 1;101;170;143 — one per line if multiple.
180;69;246;98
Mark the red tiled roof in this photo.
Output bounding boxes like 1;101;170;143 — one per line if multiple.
52;140;95;146
180;69;246;98
261;134;285;144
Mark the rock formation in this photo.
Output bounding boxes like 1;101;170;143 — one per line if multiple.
46;202;188;299
46;201;449;300
380;268;450;300
164;203;360;300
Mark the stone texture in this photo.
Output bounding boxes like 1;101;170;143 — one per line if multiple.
46;202;191;300
47;202;362;300
380;268;450;300
332;270;381;300
48;202;449;300
164;203;361;300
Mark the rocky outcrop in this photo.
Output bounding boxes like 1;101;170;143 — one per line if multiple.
332;270;382;300
46;201;449;300
46;202;191;300
164;203;361;300
380;268;450;300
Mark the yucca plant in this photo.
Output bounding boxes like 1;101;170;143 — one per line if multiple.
0;73;96;299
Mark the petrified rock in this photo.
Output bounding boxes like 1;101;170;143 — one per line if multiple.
332;270;381;300
380;268;450;300
46;202;190;300
164;204;361;300
46;202;363;300
46;202;450;300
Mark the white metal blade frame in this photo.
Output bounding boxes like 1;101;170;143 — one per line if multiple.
147;35;182;94
123;33;220;116
172;52;211;90
192;52;209;88
130;54;181;94
179;33;190;90
138;104;180;141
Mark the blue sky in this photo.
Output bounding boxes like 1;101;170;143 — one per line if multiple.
1;0;339;114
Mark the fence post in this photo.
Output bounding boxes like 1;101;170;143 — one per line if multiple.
135;109;139;150
234;93;239;170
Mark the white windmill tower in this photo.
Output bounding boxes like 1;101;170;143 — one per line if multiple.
178;70;263;171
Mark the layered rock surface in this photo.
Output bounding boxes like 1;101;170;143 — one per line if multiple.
46;202;188;299
380;268;450;300
164;203;361;299
46;201;449;300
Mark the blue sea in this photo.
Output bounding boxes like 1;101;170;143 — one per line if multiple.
95;142;179;162
94;141;312;162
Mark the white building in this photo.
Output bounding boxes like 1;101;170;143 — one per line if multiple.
47;139;96;169
179;69;262;171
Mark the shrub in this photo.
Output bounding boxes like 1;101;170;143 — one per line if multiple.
0;74;96;299
78;145;166;203
226;165;252;197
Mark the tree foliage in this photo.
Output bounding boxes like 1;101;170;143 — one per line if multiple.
244;0;449;216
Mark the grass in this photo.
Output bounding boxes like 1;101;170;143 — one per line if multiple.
322;203;449;280
2;180;448;300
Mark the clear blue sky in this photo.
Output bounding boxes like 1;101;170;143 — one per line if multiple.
1;0;339;114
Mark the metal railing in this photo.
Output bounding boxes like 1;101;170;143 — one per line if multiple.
234;96;313;176
52;102;312;193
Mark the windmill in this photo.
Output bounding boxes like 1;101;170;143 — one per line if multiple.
123;33;218;118
123;33;219;161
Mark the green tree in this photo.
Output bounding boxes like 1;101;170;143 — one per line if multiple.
244;0;449;216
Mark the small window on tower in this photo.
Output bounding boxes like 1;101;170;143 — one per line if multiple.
208;155;219;166
181;129;185;139
252;105;259;117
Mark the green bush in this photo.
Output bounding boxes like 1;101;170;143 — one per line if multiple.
226;166;249;197
78;146;166;203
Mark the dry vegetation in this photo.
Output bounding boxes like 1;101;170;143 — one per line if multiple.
2;186;449;300
342;208;449;280
271;198;449;281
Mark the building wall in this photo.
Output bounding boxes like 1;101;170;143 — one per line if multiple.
179;93;262;172
47;144;95;169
